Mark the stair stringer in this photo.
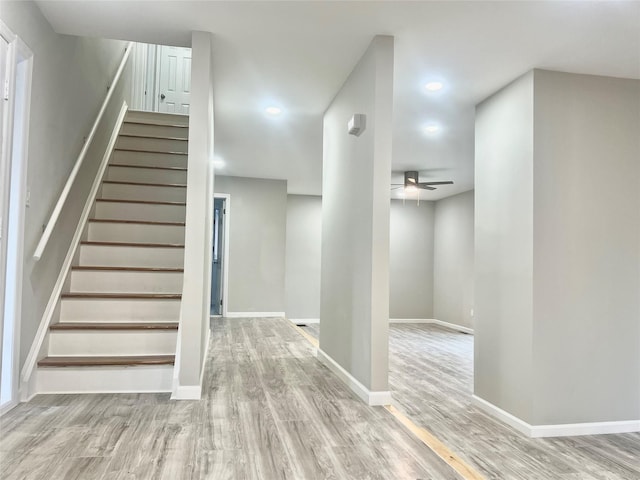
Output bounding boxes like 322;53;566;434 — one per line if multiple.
33;110;188;395
20;102;129;401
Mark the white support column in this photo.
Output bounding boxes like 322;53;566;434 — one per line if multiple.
319;36;394;405
475;70;640;436
173;31;215;399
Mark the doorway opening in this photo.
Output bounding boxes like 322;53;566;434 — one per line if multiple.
1;22;33;414
211;194;230;317
129;42;192;114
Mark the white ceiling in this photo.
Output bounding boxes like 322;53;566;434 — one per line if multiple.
36;1;640;200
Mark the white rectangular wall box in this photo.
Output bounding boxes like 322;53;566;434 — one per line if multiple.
348;114;366;136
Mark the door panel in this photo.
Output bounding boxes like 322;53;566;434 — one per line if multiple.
157;46;191;115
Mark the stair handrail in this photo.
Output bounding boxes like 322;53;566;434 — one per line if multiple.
33;41;134;261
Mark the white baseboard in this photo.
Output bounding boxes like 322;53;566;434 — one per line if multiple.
317;348;391;406
472;394;531;436
288;318;320;325
225;311;285;318
171;385;202;400
472;395;640;438
171;322;210;401
389;318;473;334
20;372;37;402
389;318;433;323
429;319;474;334
0;400;19;417
530;420;640;437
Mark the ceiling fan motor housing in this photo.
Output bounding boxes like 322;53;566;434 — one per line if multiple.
404;170;420;187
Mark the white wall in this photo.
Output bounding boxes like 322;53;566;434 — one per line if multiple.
389;199;435;319
285;195;322;320
476;69;640;429
285;195;437;321
176;31;214;394
214;175;287;314
433;190;474;328
1;1;130;371
320;35;394;398
475;71;535;423
531;70;640;425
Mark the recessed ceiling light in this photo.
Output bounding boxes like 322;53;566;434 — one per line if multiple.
424;124;440;134
265;106;282;116
424;81;443;92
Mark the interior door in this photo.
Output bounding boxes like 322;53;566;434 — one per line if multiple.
157;46;191;114
210;198;225;315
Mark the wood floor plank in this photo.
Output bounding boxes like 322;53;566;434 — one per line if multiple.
14;318;640;479
3;318;465;480
300;323;640;480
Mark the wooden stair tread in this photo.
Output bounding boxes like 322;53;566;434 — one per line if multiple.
50;322;178;331
103;180;186;188
61;293;181;299
38;355;175;367
109;163;187;171
119;133;188;141
89;218;186;226
115;147;187;156
124;120;188;128
72;266;184;272
81;241;184;248
95;199;186;206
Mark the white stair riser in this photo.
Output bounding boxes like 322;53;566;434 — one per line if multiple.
126;111;188;126
48;330;177;356
101;183;186;202
36;365;173;394
70;270;183;293
95;201;186;223
112;149;187;168
121;122;188;139
79;245;184;268
116;136;188;154
88;222;185;244
61;298;181;322
107;165;187;184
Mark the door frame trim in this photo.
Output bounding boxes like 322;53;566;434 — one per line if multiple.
213;193;230;317
0;20;33;412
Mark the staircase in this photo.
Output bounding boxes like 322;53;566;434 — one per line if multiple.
36;110;189;394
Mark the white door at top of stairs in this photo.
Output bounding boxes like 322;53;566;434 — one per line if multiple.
157;46;191;115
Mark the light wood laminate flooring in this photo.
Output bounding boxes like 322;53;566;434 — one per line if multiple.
302;323;640;480
1;318;462;480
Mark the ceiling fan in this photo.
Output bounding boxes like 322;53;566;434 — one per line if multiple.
391;170;454;192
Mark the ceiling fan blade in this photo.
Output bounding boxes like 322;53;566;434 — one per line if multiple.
419;181;454;186
417;185;436;190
